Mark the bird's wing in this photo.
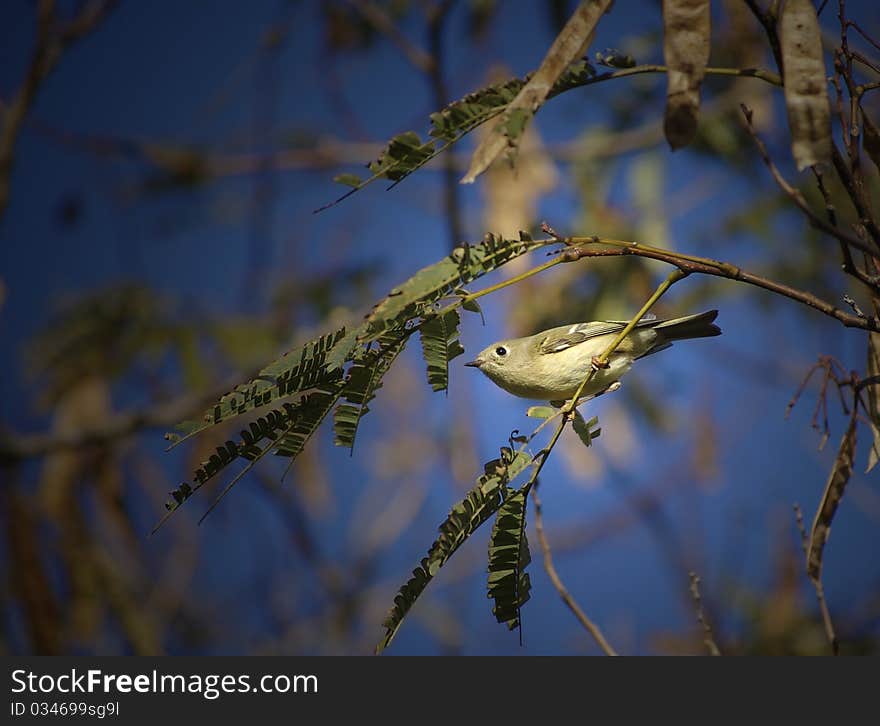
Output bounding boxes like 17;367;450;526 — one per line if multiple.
537;315;657;355
605;312;656;324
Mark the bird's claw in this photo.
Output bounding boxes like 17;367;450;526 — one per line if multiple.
591;356;610;371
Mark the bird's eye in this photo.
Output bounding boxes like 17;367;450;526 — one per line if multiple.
495;346;507;357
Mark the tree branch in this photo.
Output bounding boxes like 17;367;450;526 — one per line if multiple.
794;503;839;655
740;104;879;261
425;0;464;249
688;571;722;656
558;238;880;331
0;371;254;463
458;233;879;331
531;485;619;656
346;0;435;74
0;0;117;220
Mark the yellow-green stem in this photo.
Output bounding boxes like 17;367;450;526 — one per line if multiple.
464;255;566;302
563;268;688;412
560;64;782;90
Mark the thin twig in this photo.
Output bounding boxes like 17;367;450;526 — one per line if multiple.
559;240;880;332
0;369;258;462
524;268;685;652
531;485;618;656
688;572;721;656
812;167;838;229
0;0;117;220
457;232;880;330
810;166;875;289
743;0;783;69
847;19;880;53
793;503;839;655
424;0;463;249
786;361;823;419
843;294;866;318
743;0;880;250
346;0;435;74
740;105;877;260
852;49;880;75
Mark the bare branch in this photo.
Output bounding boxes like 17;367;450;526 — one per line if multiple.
794;503;839;655
688;572;721;655
0;0;117;219
739;104;877;260
345;0;435;74
559;238;880;332
531;486;619;656
0;370;255;462
424;0;463;249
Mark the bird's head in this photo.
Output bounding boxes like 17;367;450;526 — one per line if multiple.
465;337;528;381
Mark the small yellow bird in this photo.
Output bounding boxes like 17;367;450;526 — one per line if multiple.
465;310;720;401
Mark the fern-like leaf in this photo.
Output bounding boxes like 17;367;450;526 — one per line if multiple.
333;330;409;451
376;446;533;653
155;406;294;531
357;232;546;344
155;375;344;530
324;62;597;206
161;233;551;529
419;310;465;393
274;388;344;462
166;327;353;447
487;487;532;633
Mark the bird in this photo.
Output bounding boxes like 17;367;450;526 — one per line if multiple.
464;309;720;402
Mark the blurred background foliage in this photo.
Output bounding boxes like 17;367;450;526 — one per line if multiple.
1;0;878;655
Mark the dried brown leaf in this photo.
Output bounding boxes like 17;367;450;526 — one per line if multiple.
807;417;856;581
662;0;711;149
779;0;832;170
481;100;558;237
461;0;612;184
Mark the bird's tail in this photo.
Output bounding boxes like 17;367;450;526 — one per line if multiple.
654;309;721;341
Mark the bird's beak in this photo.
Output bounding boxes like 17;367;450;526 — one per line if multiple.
464;358;483;368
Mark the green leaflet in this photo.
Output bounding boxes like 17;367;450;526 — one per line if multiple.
322;328;362;373
456;287;486;324
503;107;531;140
368;131;436;182
595;48;636;68
526;406;556;419
376;447;533;653
166;327;351;447
326;61;595;205
333;173;362;188
333;331;409;451
572;411;601;448
274;388;345;462
428;76;525;142
155;375;344;530
327;78;524;204
487;487;532;633
358;232;546;343
155;407;292;532
419;310;465;393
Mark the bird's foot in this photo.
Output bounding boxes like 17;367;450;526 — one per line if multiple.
591;355;610;371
